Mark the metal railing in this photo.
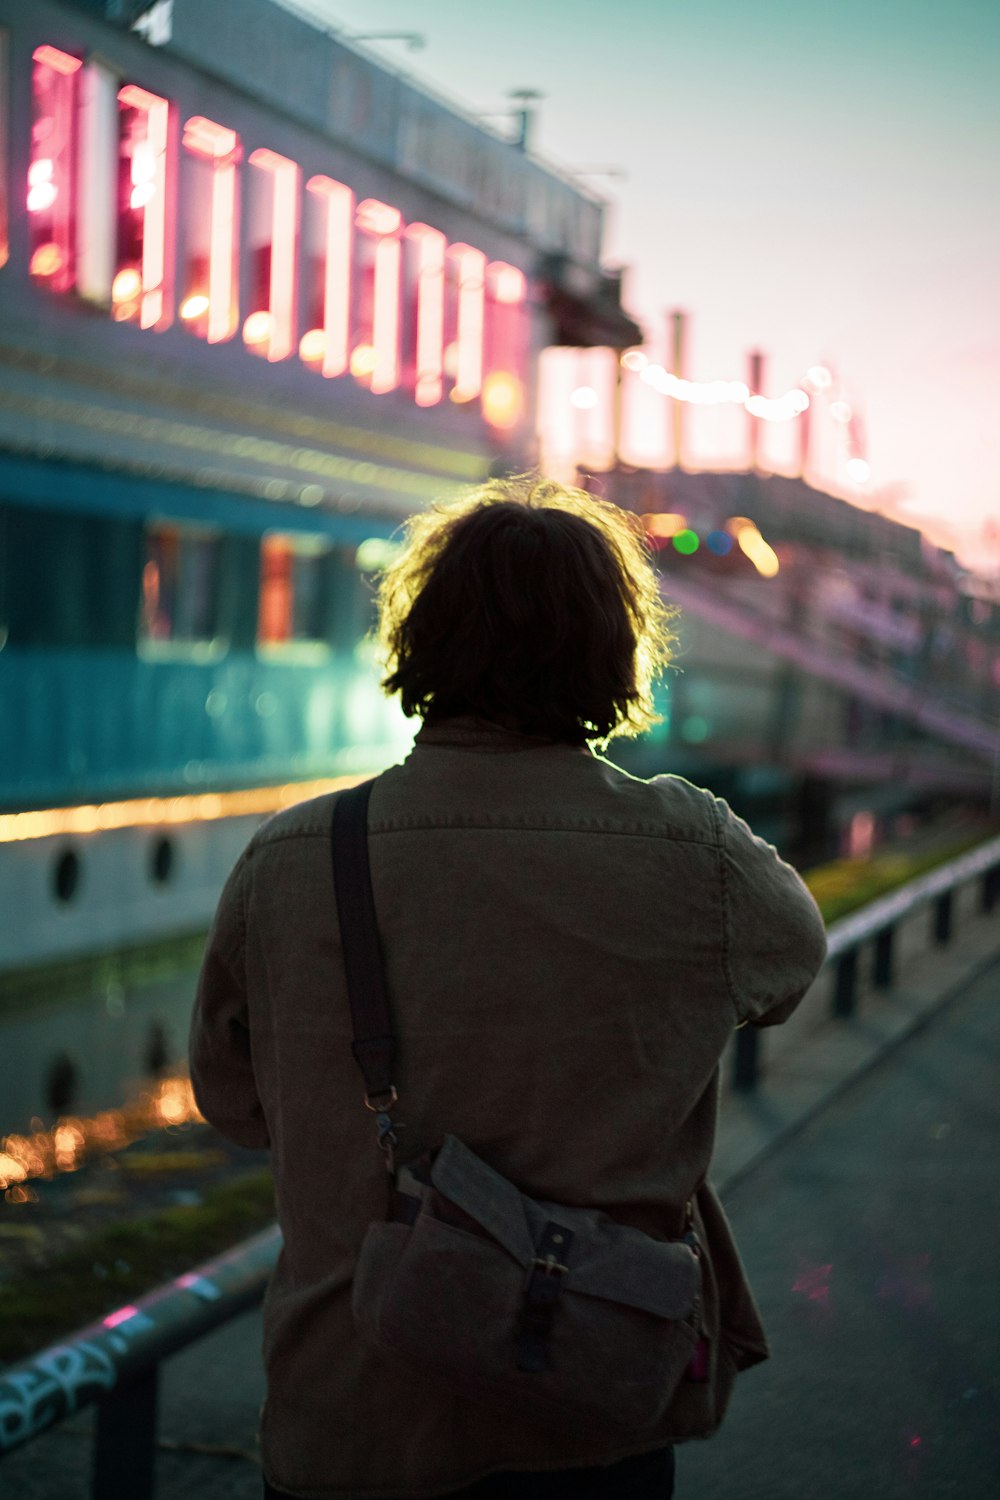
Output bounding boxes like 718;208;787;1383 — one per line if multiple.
0;1226;280;1496
732;831;1000;1091
2;833;999;1495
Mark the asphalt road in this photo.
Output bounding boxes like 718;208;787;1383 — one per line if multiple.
3;955;998;1499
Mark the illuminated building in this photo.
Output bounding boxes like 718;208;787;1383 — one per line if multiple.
0;0;640;976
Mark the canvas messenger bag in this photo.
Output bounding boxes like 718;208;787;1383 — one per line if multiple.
332;779;706;1439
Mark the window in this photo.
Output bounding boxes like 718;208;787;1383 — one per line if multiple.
0;29;9;270
244;147;299;360
113;84;173;329
140;523;222;646
179;116;240;342
258;534;332;648
28;46;82;292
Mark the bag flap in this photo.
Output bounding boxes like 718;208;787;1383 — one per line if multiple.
560;1221;701;1319
429;1136;535;1266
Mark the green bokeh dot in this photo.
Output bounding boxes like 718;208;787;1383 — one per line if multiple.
673;529;699;554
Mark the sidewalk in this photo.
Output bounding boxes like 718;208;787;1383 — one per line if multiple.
3;905;999;1498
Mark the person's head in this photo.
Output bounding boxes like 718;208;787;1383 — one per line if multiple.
374;475;676;746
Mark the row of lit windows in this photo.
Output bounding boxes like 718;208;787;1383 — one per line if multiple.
144;524;369;650
3;39;528;428
0;503;381;654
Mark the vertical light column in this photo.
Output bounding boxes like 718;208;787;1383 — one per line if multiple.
28;45;82;293
181;116;240;343
355;199;401;395
747;349;764;474
0;30;10;269
77;60;117;308
303;174;353;376
116;84;172;328
405;223;445;407
447;244;486;403
247;148;299;361
482;261;526;431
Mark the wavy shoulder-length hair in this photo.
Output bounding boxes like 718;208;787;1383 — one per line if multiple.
374;475;677;746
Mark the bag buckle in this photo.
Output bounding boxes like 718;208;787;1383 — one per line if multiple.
532;1253;569;1277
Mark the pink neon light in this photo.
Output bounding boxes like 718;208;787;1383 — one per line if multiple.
103;1305;139;1329
118;85;171;329
485;261;527;399
182;116;240;343
29;47;80;294
356;198;401;236
32;45;82;76
356;200;401;395
371;237;401;393
306;174;353;377
449;244;486;401
248;148;299;361
406;224;445;407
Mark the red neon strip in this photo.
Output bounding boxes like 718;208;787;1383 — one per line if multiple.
306;174;353;377
371;235;401;394
30;46;80;294
406;224;445;407
32;45;82;76
182;116;240;343
119;85;171;329
249;148;299;361
486;260;526;375
358;200;402;395
449;244;486;401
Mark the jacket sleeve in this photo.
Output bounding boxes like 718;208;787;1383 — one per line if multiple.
713;795;828;1028
188;852;270;1149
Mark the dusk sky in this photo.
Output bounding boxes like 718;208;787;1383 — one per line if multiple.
284;0;999;571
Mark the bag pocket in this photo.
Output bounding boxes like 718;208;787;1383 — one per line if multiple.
353;1204;700;1438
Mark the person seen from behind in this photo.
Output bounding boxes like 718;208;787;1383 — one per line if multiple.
190;475;828;1499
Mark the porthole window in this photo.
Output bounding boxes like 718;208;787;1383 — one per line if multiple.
46;1051;79;1115
53;847;81;903
150;835;175;885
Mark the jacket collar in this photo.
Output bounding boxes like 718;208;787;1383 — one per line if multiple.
413;715;591;755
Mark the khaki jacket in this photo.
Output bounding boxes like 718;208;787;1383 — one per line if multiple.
189;718;828;1498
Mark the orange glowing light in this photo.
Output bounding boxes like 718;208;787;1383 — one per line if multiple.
0;776;369;845
481;370;523;430
29;242;63;278
350;343;378;379
491;264;525;304
249;147;300;362
180;293;209;319
299;328;327;363
644;513;687;539
112;266;142;303
243;309;273;347
306;175;353;377
0;1076;204;1191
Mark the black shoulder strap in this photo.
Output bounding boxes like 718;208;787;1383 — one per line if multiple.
331;779;397;1106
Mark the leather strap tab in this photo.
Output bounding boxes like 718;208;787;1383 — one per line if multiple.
516;1222;575;1374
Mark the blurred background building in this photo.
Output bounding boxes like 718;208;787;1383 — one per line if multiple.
0;0;998;1125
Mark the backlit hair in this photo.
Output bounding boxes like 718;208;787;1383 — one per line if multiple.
374;475;677;746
